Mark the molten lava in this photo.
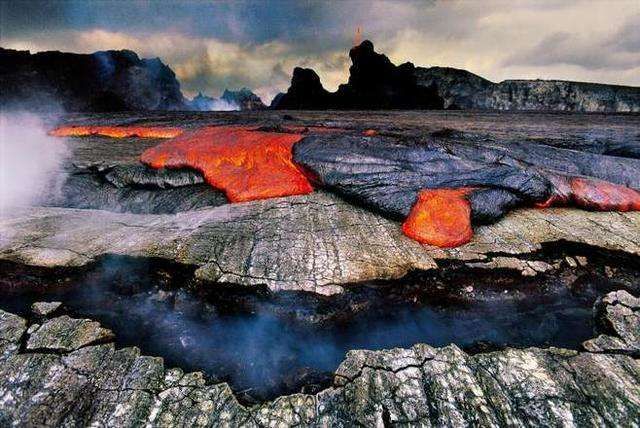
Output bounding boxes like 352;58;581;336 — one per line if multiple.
402;188;475;248
50;125;183;139
537;176;640;211
140;126;313;202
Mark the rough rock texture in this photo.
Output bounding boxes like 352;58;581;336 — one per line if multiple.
1;191;639;295
0;290;638;426
416;66;640;112
26;315;115;352
583;290;640;356
0;48;186;111
48;163;228;214
221;88;266;110
31;301;62;317
273;41;444;110
293;133;640;246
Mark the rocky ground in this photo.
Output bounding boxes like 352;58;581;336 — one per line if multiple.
1;110;639;425
0;289;638;426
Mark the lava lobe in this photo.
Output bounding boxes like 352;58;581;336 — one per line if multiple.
140;126;314;202
402;188;475;247
50;125;184;139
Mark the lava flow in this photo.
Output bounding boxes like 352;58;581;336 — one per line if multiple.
141;126;314;202
402;188;475;248
50;125;184;139
537;175;640;211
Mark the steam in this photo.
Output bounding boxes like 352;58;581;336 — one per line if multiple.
0;113;69;215
188;93;240;111
208;99;240;111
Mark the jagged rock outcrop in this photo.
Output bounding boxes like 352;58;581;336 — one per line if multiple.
583;290;640;356
0;290;638;426
0;48;186;111
188;92;221;111
188;88;265;111
221;88;266;110
416;66;640;112
273;41;444;110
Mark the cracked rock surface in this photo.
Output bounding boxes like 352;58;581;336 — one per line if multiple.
583;290;640;356
0;290;638;426
1;192;639;295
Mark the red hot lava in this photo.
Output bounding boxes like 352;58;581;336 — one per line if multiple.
402;188;475;248
537;175;640;211
140;126;314;202
49;125;183;139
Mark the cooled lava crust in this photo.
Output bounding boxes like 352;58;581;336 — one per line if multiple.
51;123;640;248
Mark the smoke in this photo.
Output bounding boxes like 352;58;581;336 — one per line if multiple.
0;113;69;215
0;254;603;402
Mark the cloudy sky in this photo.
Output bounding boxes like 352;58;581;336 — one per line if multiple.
2;0;639;103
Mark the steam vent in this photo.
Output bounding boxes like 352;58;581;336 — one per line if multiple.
2;1;640;425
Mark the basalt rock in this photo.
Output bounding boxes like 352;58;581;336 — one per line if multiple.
583;290;640;356
47;164;227;214
221;88;266;110
293;134;640;245
2;192;640;295
273;41;444;110
416;66;640;112
0;48;186;112
0;291;638;426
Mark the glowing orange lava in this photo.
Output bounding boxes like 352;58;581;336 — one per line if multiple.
537;176;640;211
570;177;640;211
402;188;474;248
49;125;183;139
140;126;313;202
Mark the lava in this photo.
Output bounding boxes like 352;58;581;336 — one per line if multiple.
140;126;313;202
537;175;640;211
402;188;475;248
49;125;184;139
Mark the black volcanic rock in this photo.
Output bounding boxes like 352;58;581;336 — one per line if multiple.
274;67;334;109
221;88;266;110
0;48;187;112
334;40;443;109
273;41;444;110
416;66;640;112
293;133;640;226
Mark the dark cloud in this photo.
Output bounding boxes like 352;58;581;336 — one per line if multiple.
2;0;638;98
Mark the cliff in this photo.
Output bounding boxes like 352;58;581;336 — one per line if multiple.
416;66;640;112
0;47;187;111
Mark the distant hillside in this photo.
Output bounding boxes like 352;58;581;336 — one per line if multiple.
274;41;640;112
221;88;266;110
416;67;640;112
0;48;187;111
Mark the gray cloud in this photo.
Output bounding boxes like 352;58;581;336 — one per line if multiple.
2;0;639;102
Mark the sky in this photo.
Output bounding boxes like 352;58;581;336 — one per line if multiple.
2;0;639;104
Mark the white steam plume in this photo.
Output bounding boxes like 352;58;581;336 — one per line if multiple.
0;113;69;215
